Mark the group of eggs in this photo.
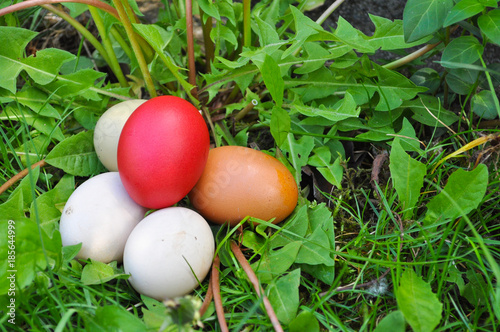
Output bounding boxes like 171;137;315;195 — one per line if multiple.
59;96;298;300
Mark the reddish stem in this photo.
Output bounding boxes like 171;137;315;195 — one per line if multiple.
185;0;198;99
0;160;47;196
211;255;228;332
0;0;120;20
230;241;284;332
199;268;214;318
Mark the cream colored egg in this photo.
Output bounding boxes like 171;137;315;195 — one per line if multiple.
123;207;214;301
94;99;147;171
60;172;148;263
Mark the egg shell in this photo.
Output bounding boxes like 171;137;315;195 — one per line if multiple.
117;96;210;209
59;172;148;263
188;145;298;226
94;99;147;171
123;207;215;301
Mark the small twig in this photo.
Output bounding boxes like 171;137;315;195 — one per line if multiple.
370;149;388;191
233;99;257;121
211;255;228;332
230;241;284;332
199;270;214;318
185;0;198;99
0;159;47;196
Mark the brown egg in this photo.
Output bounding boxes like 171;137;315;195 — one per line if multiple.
188;146;298;226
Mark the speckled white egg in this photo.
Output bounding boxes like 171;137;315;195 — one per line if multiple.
94;99;147;171
123;207;215;301
60;172;148;263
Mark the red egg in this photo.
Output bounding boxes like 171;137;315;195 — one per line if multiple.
117;96;210;209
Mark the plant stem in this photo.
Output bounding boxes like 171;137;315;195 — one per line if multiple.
110;27;133;60
112;0;156;98
0;0;119;20
185;0;198;98
199;268;213;318
88;6;128;88
243;0;251;47
211;255;228;332
315;0;345;25
383;41;441;70
230;241;284;332
199;7;214;73
0;159;47;196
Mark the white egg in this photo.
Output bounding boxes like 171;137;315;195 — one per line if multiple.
60;172;148;263
123;207;215;301
94;99;147;171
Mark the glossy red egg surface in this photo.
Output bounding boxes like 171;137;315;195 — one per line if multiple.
117;96;210;209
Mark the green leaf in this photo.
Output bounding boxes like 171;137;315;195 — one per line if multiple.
472;90;499;119
252;241;301;284
81;260;123;285
133;23;172;51
389;139;426;213
283;6;332;58
270;205;309;248
281;134;315;184
259;54;284;107
478;9;500;46
396;269;443;332
374;65;428;111
290;91;360;122
425;164;488;224
368;15;433;50
1;104;65;142
373;311;406;332
392;118;422;153
335;17;376;53
405;95;459;127
45;130;106;176
255;15;281;53
88;305;147;331
295;227;335;266
270;106;291;146
308;146;343;189
0;218;62;295
211;23;238;48
197;0;221;21
267;269;301;325
44;69;106;101
293;42;333;75
289;310;320;332
9;87;61;119
0;190;25;223
9;166;40;210
461;269;489;306
441;36;484;67
31;175;74;237
403;0;454;42
446;71;478;95
0;27;74;93
444;0;486;26
410;68;442;94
